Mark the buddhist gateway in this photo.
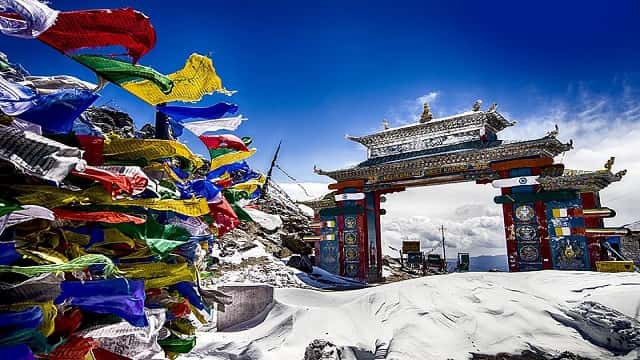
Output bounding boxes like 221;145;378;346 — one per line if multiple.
301;101;628;282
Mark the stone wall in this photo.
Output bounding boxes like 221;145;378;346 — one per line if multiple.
217;285;275;331
621;233;640;265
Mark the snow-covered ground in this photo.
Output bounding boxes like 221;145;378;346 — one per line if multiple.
187;271;640;360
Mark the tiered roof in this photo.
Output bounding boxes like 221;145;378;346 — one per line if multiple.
346;108;514;160
315;102;572;184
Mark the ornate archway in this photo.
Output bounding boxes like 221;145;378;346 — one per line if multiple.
301;101;628;283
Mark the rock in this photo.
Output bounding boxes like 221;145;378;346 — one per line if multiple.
275;247;293;259
287;255;313;273
471;349;595;359
549;301;640;355
283;234;311;255
304;339;342;360
81;106;136;138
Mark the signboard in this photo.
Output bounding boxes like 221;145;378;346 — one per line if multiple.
402;241;421;253
335;193;365;202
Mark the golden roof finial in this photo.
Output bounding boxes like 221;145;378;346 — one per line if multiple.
472;99;482;111
419;102;432;123
604;156;615;171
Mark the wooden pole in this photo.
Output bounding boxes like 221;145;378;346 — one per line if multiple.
155;103;171;140
441;225;447;272
262;140;282;197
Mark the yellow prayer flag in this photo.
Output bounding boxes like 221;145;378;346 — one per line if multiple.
121;262;196;289
104;136;205;170
231;177;264;195
122;53;234;105
210;149;256;171
15;185;211;217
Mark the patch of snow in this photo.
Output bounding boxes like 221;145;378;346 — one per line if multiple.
214;240;270;265
211;260;308;289
187;271;640;360
382;266;393;278
295;267;367;290
244;207;283;231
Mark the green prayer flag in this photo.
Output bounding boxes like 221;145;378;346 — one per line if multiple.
73;55;173;94
114;216;190;257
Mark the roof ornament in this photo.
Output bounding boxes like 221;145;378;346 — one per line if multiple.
383;118;390;130
487;103;498;112
313;165;321;174
472;99;482;112
604;156;615;171
419;102;432;123
546;124;559;138
615;169;627;178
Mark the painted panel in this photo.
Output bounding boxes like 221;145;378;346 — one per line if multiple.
319;215;339;274
549;236;590;270
513;202;543;271
319;240;340;274
342;213;360;279
546;199;590;270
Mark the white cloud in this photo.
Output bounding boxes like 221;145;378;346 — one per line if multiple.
417;91;439;105
388;90;440;126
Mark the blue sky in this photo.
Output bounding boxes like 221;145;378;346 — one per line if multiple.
2;0;639;186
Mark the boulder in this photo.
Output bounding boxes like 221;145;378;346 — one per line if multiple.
303;339;341;360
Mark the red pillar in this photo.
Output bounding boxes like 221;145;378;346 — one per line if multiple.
581;192;603;269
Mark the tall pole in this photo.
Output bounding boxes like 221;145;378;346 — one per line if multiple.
261;140;282;197
441;225;447;271
155;103;171;140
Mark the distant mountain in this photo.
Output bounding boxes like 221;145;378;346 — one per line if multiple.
470;255;508;272
446;255;508;272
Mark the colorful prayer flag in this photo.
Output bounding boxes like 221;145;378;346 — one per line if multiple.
0;0;58;38
38;8;156;63
158;102;238;122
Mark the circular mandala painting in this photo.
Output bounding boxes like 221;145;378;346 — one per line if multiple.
345;248;358;260
515;204;535;222
344;217;357;229
519;245;539;262
516;224;536;241
344;232;357;245
346;263;358;276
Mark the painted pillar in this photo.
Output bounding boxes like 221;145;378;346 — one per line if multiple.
336;186;367;280
492;158;555;272
581;191;604;269
317;181;369;281
364;191;380;282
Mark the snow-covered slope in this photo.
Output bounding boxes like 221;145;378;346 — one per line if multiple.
187;271;640;360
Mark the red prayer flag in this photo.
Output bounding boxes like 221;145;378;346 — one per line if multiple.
54;209;146;224
76;135;105;166
198;134;249;152
92;347;132;360
53;309;83;339
72;166;135;197
208;197;239;237
38;8;156;63
41;336;98;360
